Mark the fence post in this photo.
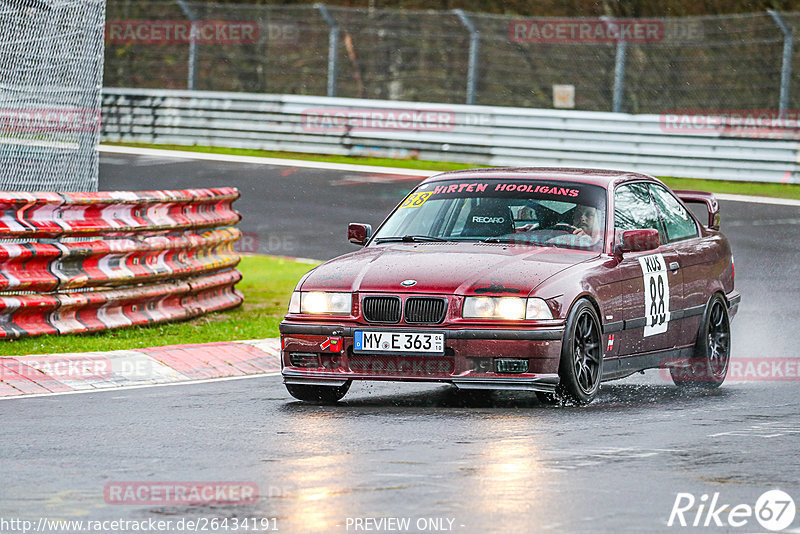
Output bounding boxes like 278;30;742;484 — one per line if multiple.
768;10;793;115
453;9;480;105
602;17;627;113
316;4;339;98
176;0;197;90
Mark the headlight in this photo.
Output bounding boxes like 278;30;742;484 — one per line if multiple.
463;296;525;320
293;291;352;315
462;296;552;320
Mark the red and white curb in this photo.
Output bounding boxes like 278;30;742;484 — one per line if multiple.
0;338;281;399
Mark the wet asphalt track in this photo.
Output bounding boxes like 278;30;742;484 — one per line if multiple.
1;153;799;533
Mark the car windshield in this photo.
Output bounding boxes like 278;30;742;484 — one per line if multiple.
373;178;607;251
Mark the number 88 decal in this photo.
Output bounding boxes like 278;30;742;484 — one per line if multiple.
649;275;666;327
639;253;671;337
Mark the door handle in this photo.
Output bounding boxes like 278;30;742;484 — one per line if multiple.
669;261;680;272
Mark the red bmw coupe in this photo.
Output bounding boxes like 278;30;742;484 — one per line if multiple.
280;168;739;405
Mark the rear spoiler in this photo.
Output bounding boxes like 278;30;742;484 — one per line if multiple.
674;190;720;230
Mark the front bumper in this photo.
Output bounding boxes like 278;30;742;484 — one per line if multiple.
279;321;564;393
727;291;741;319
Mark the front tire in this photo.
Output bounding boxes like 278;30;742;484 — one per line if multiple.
670;294;730;389
285;381;351;403
555;299;603;405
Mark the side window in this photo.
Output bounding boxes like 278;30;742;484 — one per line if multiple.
650;185;698;242
614;183;661;233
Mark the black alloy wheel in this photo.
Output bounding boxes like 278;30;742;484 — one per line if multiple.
537;299;603;405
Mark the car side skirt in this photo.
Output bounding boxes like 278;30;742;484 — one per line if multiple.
602;346;695;381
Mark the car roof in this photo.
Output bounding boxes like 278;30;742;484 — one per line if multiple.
422;167;660;189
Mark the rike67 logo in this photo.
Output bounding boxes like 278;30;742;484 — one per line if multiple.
668;489;796;531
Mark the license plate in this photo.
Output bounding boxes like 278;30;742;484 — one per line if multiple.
353;331;444;355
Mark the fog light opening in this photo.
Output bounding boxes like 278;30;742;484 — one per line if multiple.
494;358;529;374
289;352;320;368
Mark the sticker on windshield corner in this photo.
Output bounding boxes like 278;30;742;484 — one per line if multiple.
399;191;432;209
638;253;671;337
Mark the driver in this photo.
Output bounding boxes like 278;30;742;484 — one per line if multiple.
572;205;600;237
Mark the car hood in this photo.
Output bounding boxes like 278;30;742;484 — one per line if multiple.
300;243;598;296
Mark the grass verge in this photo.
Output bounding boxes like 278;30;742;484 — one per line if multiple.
105;142;800;200
2;255;317;357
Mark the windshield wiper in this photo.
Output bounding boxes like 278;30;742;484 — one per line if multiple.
375;235;447;243
481;236;557;247
482;237;516;243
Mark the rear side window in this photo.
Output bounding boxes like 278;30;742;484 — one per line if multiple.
649;185;698;242
614;183;660;233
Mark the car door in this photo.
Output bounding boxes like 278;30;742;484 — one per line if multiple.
648;184;702;349
611;183;685;356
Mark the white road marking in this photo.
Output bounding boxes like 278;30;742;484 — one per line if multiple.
98;145;438;177
0;371;281;401
708;422;800;438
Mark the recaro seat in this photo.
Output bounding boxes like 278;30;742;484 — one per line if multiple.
460;201;514;238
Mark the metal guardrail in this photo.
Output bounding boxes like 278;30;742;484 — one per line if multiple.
0;188;242;339
102;88;800;183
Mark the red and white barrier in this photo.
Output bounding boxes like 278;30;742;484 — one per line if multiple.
0;188;240;238
0;188;243;339
0;227;240;292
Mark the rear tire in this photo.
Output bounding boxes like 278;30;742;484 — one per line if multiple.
555;299;603;405
670;294;730;389
285;381;351;403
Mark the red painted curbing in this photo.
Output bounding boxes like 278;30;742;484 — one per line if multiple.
0;339;281;398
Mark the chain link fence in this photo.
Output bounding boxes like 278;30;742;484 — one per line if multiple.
104;3;800;114
0;0;106;192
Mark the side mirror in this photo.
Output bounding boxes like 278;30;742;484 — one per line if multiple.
348;223;372;246
619;228;660;254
